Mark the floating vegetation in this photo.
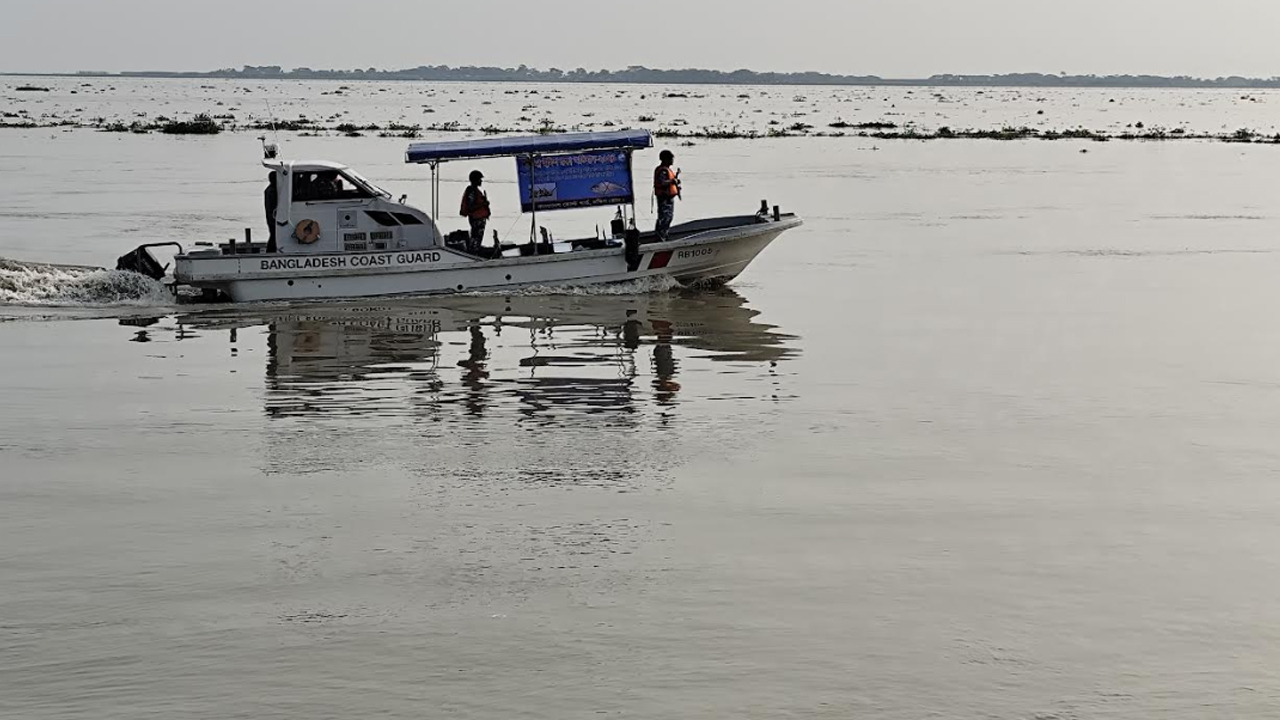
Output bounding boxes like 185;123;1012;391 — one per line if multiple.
160;114;221;135
1040;128;1108;140
950;126;1037;140
7;89;1279;148
829;120;898;130
429;120;466;132
335;122;380;135
245;119;315;131
627;122;1280;143
102;120;154;134
535;118;565;134
379;122;421;138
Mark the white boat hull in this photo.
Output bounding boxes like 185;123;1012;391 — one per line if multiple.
175;216;800;303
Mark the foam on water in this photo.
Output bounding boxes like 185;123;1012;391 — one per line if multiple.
0;259;171;307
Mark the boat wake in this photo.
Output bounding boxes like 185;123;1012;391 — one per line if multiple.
0;259;171;307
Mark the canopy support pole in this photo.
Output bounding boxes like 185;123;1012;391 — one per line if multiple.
626;150;637;232
527;154;539;245
430;161;440;247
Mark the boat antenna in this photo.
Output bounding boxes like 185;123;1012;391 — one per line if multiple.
258;98;282;161
264;97;281;147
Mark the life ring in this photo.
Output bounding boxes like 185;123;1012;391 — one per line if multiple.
293;219;321;244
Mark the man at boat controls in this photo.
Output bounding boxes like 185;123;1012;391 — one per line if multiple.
654;150;681;241
460;170;491;254
313;172;341;200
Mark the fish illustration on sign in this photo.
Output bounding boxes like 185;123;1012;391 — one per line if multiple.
591;181;626;195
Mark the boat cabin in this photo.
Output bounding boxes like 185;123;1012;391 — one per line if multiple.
265;160;439;255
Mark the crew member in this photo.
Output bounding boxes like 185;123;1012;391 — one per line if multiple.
460;170;491;253
654;150;681;241
264;172;278;250
313;171;339;200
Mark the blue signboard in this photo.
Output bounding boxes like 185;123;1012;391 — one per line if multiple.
516;150;634;212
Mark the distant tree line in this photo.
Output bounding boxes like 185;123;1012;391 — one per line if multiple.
61;65;1280;88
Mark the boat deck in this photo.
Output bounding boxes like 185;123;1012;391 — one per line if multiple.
206;213;791;260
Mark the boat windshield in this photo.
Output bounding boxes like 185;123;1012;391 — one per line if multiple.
345;170;392;199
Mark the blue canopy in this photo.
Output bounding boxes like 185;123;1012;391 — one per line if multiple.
406;129;652;164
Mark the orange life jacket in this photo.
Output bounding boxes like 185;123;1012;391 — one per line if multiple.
461;186;491;219
654;166;679;198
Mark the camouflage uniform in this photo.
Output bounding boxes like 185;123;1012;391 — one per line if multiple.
462;184;490;253
654;164;678;241
656;197;676;241
468;217;488;252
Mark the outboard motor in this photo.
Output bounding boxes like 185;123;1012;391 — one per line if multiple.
116;247;165;280
116;242;182;280
624;226;641;272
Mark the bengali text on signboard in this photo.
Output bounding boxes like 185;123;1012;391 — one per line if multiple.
515;150;634;212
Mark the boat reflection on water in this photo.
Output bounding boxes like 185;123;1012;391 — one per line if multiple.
178;287;795;422
173;288;797;485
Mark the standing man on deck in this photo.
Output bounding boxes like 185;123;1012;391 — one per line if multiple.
460;170;491;254
654;150;681;241
264;172;278;251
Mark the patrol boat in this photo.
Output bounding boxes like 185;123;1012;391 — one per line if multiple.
117;130;802;303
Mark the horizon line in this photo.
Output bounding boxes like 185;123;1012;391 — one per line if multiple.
5;65;1280;88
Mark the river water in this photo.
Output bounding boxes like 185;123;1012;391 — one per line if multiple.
4;79;1280;719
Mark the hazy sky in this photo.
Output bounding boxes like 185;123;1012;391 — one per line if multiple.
4;0;1280;77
